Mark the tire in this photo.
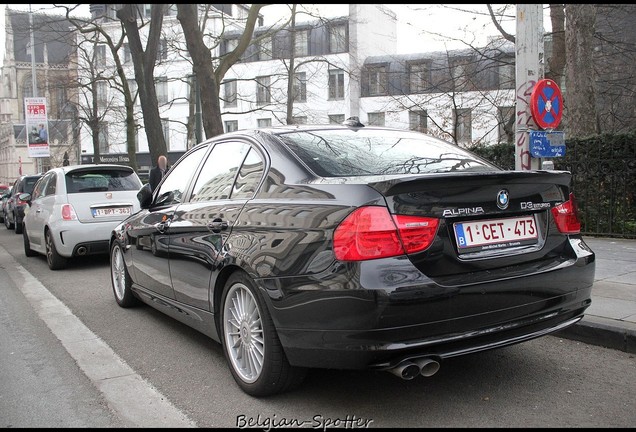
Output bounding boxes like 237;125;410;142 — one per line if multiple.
15;216;23;234
220;272;307;397
45;229;67;270
5;211;14;229
23;228;38;257
110;241;139;308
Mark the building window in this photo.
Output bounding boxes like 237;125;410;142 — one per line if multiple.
366;65;388;96
292;116;307;125
142;4;152;19
328;114;345;124
409;62;431;93
368;112;385;126
225;120;238;132
157;38;168;61
257;118;272;128
258;36;272;61
328;69;345;100
293;72;307;102
454;108;472;143
498;59;515;89
95;45;106;66
409;110;428;133
161;118;170;150
329;24;347;53
450;57;476;91
225;38;239;55
98;122;109;153
156;76;168;104
96;81;108;106
123;43;131;63
294;29;309;57
224;80;237;107
497;106;515;143
256;76;271;105
127;78;138;104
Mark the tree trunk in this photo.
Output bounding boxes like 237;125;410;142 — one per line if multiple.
547;4;566;88
565;4;598;138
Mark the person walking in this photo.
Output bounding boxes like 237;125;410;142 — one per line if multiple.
149;155;168;192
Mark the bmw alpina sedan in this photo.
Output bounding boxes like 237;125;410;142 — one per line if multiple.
109;122;595;397
22;164;142;270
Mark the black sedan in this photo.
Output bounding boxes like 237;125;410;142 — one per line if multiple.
109;122;595;397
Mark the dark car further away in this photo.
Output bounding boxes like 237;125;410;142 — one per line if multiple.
109;122;595;397
4;174;43;233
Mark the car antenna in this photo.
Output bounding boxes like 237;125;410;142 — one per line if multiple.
342;116;365;127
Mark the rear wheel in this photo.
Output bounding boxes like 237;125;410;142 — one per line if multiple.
5;211;14;229
220;272;306;397
23;228;37;257
110;241;139;307
45;229;67;270
14;216;23;234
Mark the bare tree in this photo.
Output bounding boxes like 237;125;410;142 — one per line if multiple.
116;4;168;165
176;4;268;139
565;4;597;138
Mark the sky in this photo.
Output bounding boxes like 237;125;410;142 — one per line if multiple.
0;4;548;64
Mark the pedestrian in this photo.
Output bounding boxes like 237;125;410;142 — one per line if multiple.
38;124;48;143
149;155;168;192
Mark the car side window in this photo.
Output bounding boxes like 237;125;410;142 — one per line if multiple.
232;147;265;199
190;141;250;202
31;176;48;200
154;145;207;207
44;173;57;196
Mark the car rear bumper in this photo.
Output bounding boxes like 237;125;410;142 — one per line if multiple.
259;237;595;370
52;220;124;257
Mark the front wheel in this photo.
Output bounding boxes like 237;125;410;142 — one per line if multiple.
110;241;139;308
220;272;306;397
5;211;14;229
14;215;23;234
45;229;67;270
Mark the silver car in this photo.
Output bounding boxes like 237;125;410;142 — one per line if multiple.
22;164;142;270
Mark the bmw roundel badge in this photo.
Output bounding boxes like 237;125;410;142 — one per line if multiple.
497;189;509;210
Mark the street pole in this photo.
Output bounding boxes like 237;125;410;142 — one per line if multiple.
29;4;43;174
515;4;544;171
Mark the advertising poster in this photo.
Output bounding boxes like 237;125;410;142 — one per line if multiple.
25;97;50;157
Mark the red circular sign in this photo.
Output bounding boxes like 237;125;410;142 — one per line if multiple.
530;79;563;129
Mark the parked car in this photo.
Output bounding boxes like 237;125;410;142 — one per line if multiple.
5;174;43;233
0;185;11;224
22;164;142;270
109;122;595;397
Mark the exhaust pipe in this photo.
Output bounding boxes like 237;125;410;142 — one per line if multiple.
77;246;87;256
413;357;440;377
388;360;421;380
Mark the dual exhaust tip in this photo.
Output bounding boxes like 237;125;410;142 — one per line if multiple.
388;357;440;380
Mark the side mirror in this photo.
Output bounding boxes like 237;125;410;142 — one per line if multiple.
18;192;31;205
137;183;152;209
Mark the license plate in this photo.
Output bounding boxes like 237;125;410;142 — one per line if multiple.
92;207;132;218
454;215;538;251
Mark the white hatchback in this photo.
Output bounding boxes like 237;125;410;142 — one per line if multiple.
22;164;142;270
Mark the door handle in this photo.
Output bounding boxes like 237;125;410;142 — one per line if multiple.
207;219;229;233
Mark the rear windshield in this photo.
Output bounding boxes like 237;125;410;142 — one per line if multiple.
65;169;141;193
277;128;497;177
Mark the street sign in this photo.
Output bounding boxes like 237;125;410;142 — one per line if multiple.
24;97;50;157
529;130;566;157
530;79;563;130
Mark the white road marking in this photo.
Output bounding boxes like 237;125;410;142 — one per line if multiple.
0;244;197;428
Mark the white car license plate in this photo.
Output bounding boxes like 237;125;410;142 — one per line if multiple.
92;207;132;218
454;215;538;251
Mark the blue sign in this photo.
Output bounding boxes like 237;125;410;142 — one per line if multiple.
529;131;566;158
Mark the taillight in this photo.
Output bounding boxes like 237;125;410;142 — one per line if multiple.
333;206;439;261
551;193;581;234
61;204;78;221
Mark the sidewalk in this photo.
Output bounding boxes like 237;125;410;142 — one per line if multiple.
554;236;636;354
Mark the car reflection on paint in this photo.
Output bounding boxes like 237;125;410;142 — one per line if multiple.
108;120;595;397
